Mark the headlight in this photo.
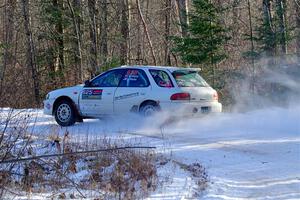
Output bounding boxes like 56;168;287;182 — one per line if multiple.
45;94;50;100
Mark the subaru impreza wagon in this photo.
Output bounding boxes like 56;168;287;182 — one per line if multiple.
44;66;222;126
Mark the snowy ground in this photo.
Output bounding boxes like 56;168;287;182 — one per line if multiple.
1;105;300;199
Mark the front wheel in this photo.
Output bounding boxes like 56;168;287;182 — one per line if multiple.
54;100;76;126
140;102;159;117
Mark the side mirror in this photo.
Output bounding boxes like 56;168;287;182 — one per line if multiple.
84;80;90;87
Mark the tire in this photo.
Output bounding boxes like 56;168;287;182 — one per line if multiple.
76;116;84;123
140;102;159;117
54;100;76;126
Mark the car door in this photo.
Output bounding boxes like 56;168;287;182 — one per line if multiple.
114;69;151;114
79;69;125;117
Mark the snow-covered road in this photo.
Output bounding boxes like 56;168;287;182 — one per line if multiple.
145;107;300;199
1;106;300;199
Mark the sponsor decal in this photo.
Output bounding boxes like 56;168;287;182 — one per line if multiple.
123;70;139;81
114;92;139;101
82;89;103;100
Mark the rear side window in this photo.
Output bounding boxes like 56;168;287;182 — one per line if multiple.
119;69;150;87
149;69;173;88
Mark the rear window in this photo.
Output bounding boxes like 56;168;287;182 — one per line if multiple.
172;70;209;87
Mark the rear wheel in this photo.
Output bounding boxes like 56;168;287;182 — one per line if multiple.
54;100;76;126
140;102;159;117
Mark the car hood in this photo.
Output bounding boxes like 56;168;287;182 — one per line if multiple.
49;85;84;98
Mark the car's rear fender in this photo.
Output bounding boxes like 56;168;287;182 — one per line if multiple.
139;100;161;111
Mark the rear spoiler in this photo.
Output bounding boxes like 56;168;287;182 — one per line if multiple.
170;68;202;72
185;68;201;71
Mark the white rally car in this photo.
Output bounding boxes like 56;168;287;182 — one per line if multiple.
44;66;222;126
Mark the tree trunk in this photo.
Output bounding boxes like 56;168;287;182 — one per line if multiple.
21;0;40;106
53;0;65;76
88;0;98;75
99;0;108;66
262;0;276;56
0;0;16;98
296;0;300;57
276;0;287;54
120;0;129;65
137;18;142;64
176;0;188;37
247;0;255;93
128;1;132;65
67;0;83;83
232;0;240;41
136;0;157;65
164;0;171;66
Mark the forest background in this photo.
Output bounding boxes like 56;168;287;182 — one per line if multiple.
0;0;299;109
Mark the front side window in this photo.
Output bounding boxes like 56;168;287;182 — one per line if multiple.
172;70;209;87
149;69;173;88
119;69;150;87
90;69;125;87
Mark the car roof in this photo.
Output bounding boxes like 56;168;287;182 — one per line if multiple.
116;65;201;72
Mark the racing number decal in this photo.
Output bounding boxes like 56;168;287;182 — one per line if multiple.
123;70;139;81
82;89;103;100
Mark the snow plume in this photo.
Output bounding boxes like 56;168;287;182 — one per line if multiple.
230;56;300;112
122;56;300;139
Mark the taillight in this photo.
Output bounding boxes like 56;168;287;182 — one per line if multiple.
213;91;218;101
170;93;190;101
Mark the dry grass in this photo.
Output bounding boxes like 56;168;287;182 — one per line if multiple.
0;124;160;199
173;160;209;198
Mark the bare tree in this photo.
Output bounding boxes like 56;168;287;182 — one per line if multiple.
247;0;255;93
136;11;143;64
164;0;171;66
100;0;108;66
53;0;65;78
88;0;98;76
21;0;40;106
232;0;240;41
262;0;276;56
276;0;288;54
0;0;16;98
296;0;300;57
67;0;83;83
120;0;129;65
176;0;188;37
136;0;157;65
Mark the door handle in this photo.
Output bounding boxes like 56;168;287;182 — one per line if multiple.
106;92;112;95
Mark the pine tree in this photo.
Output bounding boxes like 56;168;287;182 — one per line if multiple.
39;0;66;86
173;0;228;65
251;0;291;59
172;0;229;87
254;0;277;57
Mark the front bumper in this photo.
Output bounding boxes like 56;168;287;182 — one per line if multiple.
159;101;222;115
43;98;55;115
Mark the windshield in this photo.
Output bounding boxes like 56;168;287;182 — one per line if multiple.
172;70;209;87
